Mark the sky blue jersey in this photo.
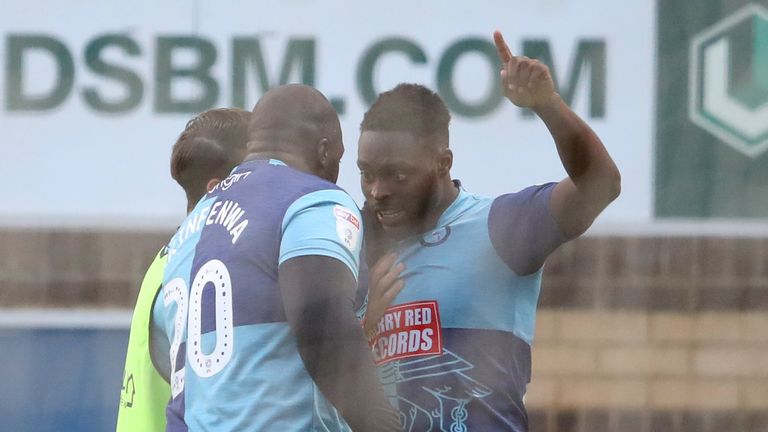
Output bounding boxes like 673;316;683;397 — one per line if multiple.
152;159;362;432
359;183;565;432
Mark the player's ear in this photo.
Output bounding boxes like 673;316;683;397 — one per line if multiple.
317;137;330;167
437;147;453;176
206;178;221;193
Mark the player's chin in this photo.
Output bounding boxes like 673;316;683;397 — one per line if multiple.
379;213;420;240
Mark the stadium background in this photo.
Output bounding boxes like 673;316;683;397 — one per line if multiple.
1;0;767;431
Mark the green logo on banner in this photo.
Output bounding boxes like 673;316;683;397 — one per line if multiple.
690;4;768;157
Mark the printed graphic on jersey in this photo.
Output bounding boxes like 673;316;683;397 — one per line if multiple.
210;170;252;193
334;205;361;250
369;301;442;365
380;348;492;432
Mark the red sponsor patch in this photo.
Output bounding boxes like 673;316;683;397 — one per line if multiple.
334;206;360;229
368;300;442;366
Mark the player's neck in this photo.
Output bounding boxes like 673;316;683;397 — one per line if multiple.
421;177;460;233
243;151;314;175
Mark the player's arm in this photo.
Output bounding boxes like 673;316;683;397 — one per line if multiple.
493;30;621;239
278;193;400;431
280;257;400;431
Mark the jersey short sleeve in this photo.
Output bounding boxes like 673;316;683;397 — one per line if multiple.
279;189;363;280
488;183;567;275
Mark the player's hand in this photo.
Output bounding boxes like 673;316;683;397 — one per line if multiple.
363;253;405;340
493;30;558;111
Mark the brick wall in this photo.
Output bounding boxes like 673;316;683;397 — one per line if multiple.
1;229;766;431
529;236;768;432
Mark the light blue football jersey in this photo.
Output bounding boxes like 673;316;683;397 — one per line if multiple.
360;183;565;432
152;159;363;431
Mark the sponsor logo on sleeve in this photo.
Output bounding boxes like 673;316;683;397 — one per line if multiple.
334;205;360;250
369;300;443;366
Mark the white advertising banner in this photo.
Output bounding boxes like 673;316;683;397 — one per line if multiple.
0;1;655;228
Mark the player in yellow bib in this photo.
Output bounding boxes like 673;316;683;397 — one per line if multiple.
116;108;250;432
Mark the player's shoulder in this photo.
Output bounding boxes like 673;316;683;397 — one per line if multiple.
493;182;557;202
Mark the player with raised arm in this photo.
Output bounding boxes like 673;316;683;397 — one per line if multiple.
152;84;400;431
357;31;621;431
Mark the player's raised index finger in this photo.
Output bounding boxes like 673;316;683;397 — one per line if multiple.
493;30;512;62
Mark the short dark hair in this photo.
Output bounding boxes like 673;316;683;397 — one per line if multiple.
170;108;250;204
360;83;451;147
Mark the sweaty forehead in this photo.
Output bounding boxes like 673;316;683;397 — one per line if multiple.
357;130;430;167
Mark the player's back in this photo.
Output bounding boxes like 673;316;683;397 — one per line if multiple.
155;159;356;431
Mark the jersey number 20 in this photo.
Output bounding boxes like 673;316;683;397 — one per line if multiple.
163;259;234;397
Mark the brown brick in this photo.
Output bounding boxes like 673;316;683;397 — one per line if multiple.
603;282;654;310
583;411;610;432
693;348;768;377
96;280;137;307
533;346;596;375
743;313;768;342
760;238;768;278
557;311;648;343
559;378;647;409
745;412;768;432
544;239;573;278
571;236;603;278
616;412;648;432
1;231;51;283
603;237;631;278
97;232;140;280
706;412;744;432
697;237;734;279
555;410;579;432
650;313;693;342
598;347;688;376
693;312;743;342
45;280;101;307
0;281;46;307
746;287;768;310
538;279;595;308
601;236;663;279
742;380;768;409
46;231;102;278
660;237;697;279
631;237;664;277
648;286;691;311
602;282;689;311
525;378;558;408
695;287;748;311
527;410;551;432
650;380;739;410
649;411;678;432
535;310;558;342
732;238;763;278
650;380;691;409
680;412;706;432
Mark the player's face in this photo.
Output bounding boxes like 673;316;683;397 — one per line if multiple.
358;130;439;240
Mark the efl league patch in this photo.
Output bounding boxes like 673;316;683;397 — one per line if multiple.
334;205;360;250
368;300;443;366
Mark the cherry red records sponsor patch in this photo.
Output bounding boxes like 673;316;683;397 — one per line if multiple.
368;300;442;366
334;206;360;229
333;205;360;250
